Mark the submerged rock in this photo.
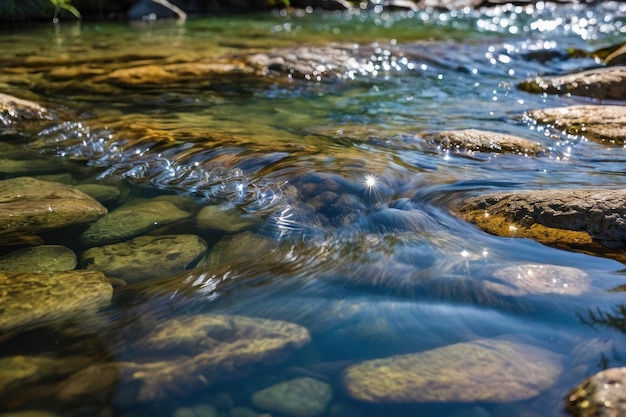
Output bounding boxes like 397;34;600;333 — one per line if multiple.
430;129;544;155
0;270;112;337
527;105;626;145
172;404;217;417
567;367;626;417
487;264;590;296
80;199;191;246
81;234;207;283
519;66;626;100
251;377;333;417
0;177;107;237
0;245;77;272
0;355;94;402
51;314;311;404
455;189;626;262
195;205;261;233
343;338;561;403
197;231;277;268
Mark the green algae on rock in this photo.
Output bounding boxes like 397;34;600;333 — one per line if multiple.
0;270;113;337
0;245;77;273
431;129;544;155
251;377;333;417
81;234;207;283
343;338;561;403
80;199;191;246
0;177;107;237
455;189;626;263
526;105;626;145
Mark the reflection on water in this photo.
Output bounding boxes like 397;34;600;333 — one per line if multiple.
1;2;626;417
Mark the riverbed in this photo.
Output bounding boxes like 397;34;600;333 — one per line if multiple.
1;3;626;417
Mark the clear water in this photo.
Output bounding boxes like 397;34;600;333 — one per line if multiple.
1;3;626;417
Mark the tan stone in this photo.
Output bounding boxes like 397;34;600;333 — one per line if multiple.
0;177;107;237
527;105;626;145
432;129;544;155
343;338;561;403
0;270;113;336
519;66;626;100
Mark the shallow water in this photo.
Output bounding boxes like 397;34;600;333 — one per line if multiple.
1;3;626;417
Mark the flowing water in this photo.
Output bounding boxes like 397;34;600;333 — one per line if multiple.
1;3;626;417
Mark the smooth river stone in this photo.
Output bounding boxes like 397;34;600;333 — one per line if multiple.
486;264;590;296
519;66;626;101
54;314;311;404
343;338;562;403
80;199;191;246
526;105;626;145
0;177;107;237
0;270;113;336
0;355;93;400
75;183;122;206
0;245;77;272
251;377;332;417
431;129;544;155
197;231;278;268
195;205;261;233
81;234;207;283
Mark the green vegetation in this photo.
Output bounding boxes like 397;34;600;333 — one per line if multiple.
51;0;81;19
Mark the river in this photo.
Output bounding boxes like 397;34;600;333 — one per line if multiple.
1;3;626;417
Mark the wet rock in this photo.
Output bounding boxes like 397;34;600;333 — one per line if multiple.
0;93;51;127
527;105;626;145
343;338;561;403
486;264;590;296
80;199;191;246
195;205;261;233
455;189;626;262
0;270;113;336
0;355;94;402
0;411;59;417
0;245;77;272
519;66;626;100
228;407;260;417
431;129;544;155
173;404;217;417
53;314;310;404
81;234;207;283
251;377;332;417
75;184;122;206
197;232;278;268
0;177;107;237
567;367;626;417
0;158;64;176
